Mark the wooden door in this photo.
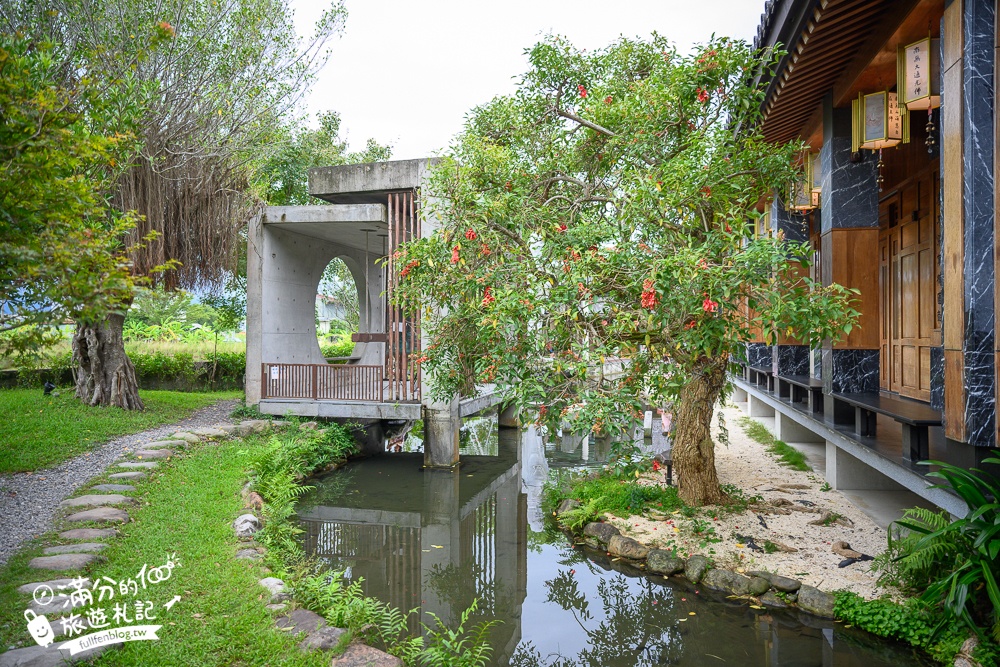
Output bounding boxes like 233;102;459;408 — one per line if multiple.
884;174;937;401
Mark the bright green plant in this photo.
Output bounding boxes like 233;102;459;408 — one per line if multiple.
395;35;859;505
412;599;497;667
834;591;967;663
879;457;1000;642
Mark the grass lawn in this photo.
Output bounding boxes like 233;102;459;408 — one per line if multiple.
0;433;327;667
0;389;243;474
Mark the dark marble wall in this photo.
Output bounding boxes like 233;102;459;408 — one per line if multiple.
775;345;810;377
820;103;879;233
811;348;822;380
822;349;880;394
771;196;809;242
930;346;945;411
746;343;771;369
960;0;996;446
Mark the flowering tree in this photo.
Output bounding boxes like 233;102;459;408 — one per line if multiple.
396;36;858;506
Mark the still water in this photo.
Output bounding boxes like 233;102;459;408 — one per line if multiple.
296;416;933;666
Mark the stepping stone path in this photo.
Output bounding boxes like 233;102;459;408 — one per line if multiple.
5;419;290;667
191;427;227;438
28;553;104;571
144;440;185;449
16;578;86;595
108;471;146;480
63;507;129;524
42;543;107;555
133;449;174;459
60;494;135;508
59;528;116;540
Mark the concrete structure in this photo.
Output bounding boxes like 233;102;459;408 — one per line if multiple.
738;0;999;516
246;159;501;467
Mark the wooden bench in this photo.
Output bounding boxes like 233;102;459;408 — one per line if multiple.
747;365;775;392
830;392;942;462
777;374;824;414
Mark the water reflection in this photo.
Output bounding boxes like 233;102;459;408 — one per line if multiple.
297;419;933;667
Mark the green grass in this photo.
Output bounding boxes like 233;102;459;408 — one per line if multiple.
737;416;811;471
0;434;327;667
563;473;686;520
0;389;242;473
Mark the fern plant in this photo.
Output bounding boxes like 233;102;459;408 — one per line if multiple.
558;496;605;531
405;599;497;667
882;456;1000;642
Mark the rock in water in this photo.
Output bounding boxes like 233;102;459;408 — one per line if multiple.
796;585;835;618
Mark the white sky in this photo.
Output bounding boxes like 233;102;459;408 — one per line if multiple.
291;0;765;160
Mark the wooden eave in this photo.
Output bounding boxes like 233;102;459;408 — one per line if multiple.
759;0;909;144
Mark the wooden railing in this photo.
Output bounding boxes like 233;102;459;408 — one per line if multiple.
260;363;384;402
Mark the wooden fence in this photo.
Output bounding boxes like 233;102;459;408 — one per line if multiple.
260;363;384;402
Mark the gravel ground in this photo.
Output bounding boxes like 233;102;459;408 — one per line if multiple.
609;404;893;599
0;398;240;566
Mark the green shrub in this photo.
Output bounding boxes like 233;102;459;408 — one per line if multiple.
876;457;1000;643
834;592;968;663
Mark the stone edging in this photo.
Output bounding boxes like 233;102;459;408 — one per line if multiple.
232;421;402;667
559;499;836;619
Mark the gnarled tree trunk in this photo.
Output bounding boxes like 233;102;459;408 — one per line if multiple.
672;356;728;506
72;313;144;410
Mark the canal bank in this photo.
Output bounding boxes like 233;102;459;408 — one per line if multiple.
295;412;941;666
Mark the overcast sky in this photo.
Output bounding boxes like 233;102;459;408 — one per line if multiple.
291;0;765;160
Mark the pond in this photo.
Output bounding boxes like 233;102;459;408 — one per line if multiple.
296;416;934;666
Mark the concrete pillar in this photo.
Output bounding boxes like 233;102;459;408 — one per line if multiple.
748;394;775;418
774;412;823;443
498;402;520;428
731;386;748;403
245;210;264;404
824;441;905;491
423;397;461;468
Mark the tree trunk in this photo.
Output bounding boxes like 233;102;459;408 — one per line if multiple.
72;313;144;410
672;357;728;506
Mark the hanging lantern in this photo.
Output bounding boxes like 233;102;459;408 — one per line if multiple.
810;151;822;207
852;90;909;152
787;151;820;212
897;35;941;152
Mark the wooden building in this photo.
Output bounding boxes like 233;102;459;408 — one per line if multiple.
734;0;997;515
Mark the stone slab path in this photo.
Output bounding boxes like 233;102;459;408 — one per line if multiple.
0;399;238;565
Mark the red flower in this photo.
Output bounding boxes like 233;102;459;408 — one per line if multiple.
685;320;698;329
465;228;477;240
701;186;712;198
578;84;588;98
559;223;568;233
480;243;491;255
652;460;661;472
481;286;495;306
641;278;658;309
400;259;419;278
605;96;613;104
505;181;513;192
697;87;709;103
698;258;708;269
451;245;460;264
702;297;719;313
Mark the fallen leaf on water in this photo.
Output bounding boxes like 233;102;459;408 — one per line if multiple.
688;612;696;616
431;545;443;549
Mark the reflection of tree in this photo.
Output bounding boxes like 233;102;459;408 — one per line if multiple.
427;561;498;618
511;573;681;667
296;469;355;509
460;414;499;455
